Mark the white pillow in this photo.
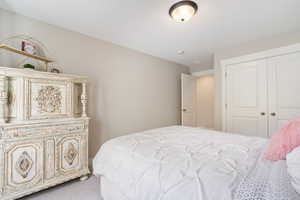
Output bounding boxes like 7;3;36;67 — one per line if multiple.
287;146;300;194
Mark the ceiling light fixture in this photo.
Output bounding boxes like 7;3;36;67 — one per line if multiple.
169;1;198;22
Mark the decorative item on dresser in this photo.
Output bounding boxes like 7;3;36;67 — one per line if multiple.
0;35;55;72
0;66;90;200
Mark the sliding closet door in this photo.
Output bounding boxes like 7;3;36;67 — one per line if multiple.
226;60;268;137
268;52;300;136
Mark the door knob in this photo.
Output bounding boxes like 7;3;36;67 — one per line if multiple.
271;112;276;116
182;109;187;112
260;112;265;116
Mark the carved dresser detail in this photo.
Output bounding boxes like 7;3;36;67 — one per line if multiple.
0;67;90;200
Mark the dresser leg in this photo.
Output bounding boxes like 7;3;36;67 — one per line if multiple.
80;175;89;181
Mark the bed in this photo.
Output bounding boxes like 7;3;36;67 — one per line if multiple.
93;126;300;200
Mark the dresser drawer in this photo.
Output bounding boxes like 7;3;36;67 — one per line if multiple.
3;140;43;194
45;135;87;180
2;121;85;139
25;78;72;120
56;135;87;175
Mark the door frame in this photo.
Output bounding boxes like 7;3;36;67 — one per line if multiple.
192;69;215;77
181;73;197;126
221;43;300;132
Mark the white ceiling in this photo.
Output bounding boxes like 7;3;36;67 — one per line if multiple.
1;0;300;70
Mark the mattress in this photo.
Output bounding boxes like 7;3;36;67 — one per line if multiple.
93;126;268;200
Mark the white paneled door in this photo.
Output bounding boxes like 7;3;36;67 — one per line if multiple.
268;52;300;136
225;51;300;138
226;60;268;137
181;74;197;127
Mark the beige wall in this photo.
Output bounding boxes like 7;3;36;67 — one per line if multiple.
214;31;300;130
0;9;189;157
196;75;214;129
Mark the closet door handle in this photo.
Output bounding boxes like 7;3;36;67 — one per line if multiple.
260;112;265;116
270;112;276;116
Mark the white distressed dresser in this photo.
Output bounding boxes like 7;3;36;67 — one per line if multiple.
0;67;90;200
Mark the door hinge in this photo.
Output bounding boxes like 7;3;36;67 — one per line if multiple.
225;103;228;109
225;71;228;77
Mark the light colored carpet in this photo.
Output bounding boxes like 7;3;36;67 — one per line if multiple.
22;176;103;200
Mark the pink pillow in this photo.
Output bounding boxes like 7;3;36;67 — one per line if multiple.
265;118;300;161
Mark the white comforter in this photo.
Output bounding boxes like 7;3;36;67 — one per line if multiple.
93;126;267;200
